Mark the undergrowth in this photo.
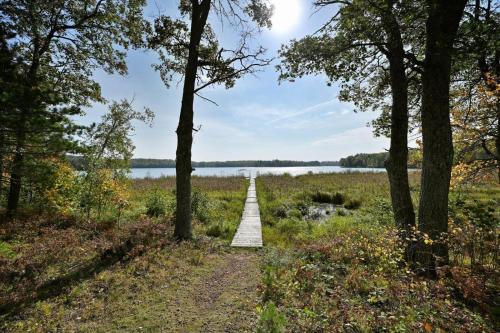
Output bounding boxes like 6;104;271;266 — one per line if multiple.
256;172;498;332
0;176;249;331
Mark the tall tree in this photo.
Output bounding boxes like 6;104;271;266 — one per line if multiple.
416;0;468;276
81;100;154;218
278;0;424;259
378;0;421;260
148;0;272;240
0;0;147;213
0;21;18;206
452;0;500;183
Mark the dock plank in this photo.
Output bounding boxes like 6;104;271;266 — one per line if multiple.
231;177;263;248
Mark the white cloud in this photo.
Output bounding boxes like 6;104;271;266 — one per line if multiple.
225;99;354;131
312;127;389;154
266;99;339;125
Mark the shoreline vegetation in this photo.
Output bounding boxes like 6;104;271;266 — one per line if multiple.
339;150;422;169
67;155;340;170
134;160;340;168
67;151;424;170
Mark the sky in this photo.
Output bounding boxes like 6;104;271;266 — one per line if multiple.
83;0;390;161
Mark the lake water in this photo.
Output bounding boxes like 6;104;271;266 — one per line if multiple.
129;166;387;178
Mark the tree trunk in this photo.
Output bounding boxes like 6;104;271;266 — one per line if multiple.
0;131;4;207
7;116;27;213
483;56;500;182
416;0;467;277
382;2;416;262
385;56;416;261
174;0;211;240
6;47;39;215
6;105;29;214
496;97;500;183
494;50;499;183
7;150;23;213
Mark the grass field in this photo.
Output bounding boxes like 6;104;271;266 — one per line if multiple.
0;172;498;332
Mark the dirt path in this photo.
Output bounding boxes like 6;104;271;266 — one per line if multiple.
180;251;262;333
87;249;263;333
2;245;262;332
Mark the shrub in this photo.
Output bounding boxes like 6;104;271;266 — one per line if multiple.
310;191;333;203
96;219;117;231
145;188;168;217
37;158;80;214
257;301;286;333
331;192;345;205
277;219;306;239
205;221;235;239
288;208;303;219
0;242;16;259
192;189;210;223
80;168;130;219
344;199;362;210
337;208;348;216
274;205;288;218
262;266;277;303
367;198;393;224
206;223;223;237
296;201;310;216
448;198;499;269
310;191;345;205
261;263;286;305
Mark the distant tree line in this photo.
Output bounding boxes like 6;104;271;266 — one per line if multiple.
340;153;389;168
68;156;339;169
339;151;421;169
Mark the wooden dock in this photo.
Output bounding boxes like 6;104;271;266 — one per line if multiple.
231;177;263;248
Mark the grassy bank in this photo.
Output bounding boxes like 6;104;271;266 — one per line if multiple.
130;176;249;241
256;172;498;332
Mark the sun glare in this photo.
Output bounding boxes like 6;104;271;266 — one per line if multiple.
269;0;302;34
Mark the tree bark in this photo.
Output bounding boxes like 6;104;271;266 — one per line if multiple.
0;131;4;206
6;85;30;214
7;110;27;214
7;149;24;213
174;0;211;240
6;25;40;214
416;0;467;277
496;48;500;182
496;97;500;183
382;4;416;262
492;49;499;183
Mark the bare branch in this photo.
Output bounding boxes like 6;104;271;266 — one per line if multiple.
195;92;219;106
